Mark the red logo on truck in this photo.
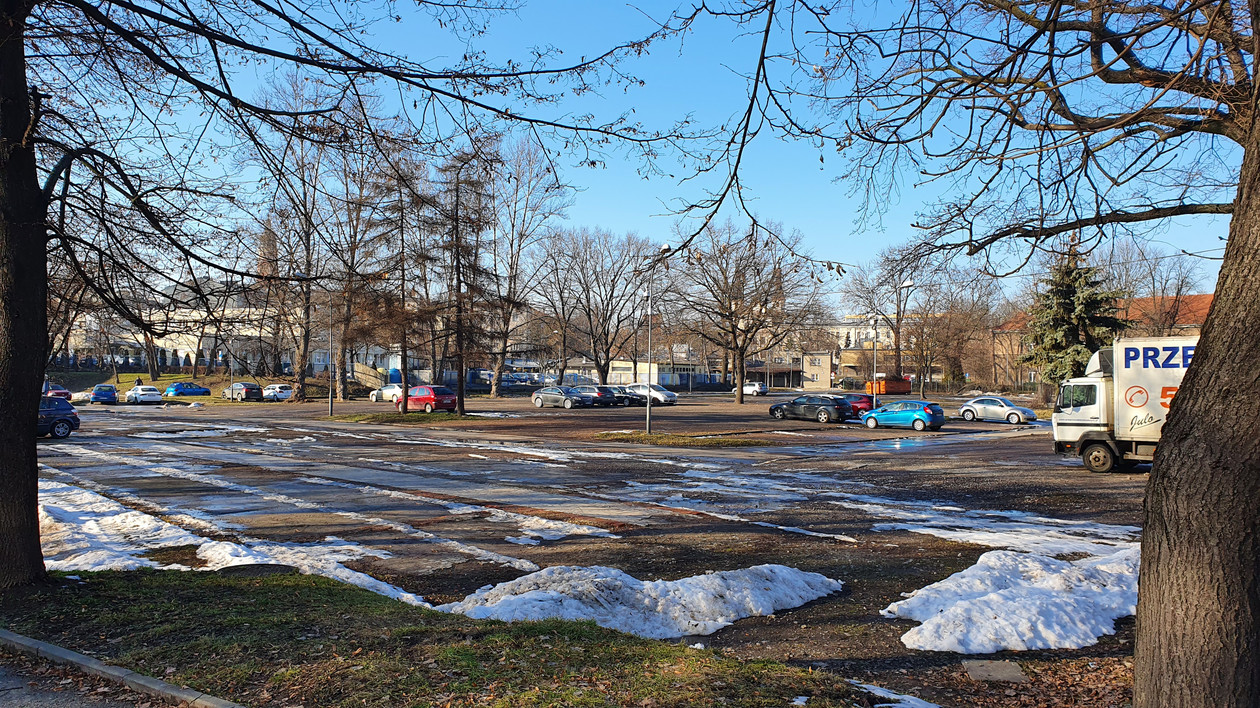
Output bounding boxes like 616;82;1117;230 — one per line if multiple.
1125;386;1149;407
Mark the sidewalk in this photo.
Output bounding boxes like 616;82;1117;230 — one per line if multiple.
0;652;172;708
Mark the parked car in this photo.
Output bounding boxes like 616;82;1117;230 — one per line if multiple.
959;396;1037;424
263;383;294;401
38;396;80;438
837;392;880;415
532;386;593;409
608;385;647;406
164;381;211;396
44;383;72;400
625;383;678;405
369;383;406;403
125;385;164;404
396;385;458;413
88;384;117;404
770;395;853;423
733;381;768;396
861;400;946;431
221;382;264;401
573;385;621;407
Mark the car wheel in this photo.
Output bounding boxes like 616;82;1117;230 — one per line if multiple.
771;408;786;419
817;409;831;423
563;398;574;409
1007;412;1021;424
962;409;976;421
424;403;434;413
1083;444;1117;473
392;395;400;403
912;418;927;431
50;420;72;439
865;416;879;429
623;399;632;407
534;397;544;408
370;393;378;402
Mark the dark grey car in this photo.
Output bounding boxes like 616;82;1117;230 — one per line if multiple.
531;386;593;409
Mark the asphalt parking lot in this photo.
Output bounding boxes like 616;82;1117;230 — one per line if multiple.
34;392;1146;705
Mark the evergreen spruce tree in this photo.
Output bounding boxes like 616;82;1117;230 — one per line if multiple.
1019;248;1128;385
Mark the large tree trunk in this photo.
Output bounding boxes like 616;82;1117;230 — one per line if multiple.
1134;134;1260;706
734;349;746;404
291;282;312;402
0;5;50;588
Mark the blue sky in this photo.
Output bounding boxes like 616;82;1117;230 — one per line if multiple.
368;2;1229;290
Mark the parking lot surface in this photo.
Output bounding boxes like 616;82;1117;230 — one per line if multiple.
34;392;1146;705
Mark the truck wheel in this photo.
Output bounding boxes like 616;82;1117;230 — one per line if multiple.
1083;444;1116;473
962;409;976;421
1007;412;1021;424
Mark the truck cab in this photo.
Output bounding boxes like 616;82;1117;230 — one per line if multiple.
1052;336;1197;472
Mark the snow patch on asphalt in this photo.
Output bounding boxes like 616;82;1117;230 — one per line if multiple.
848;681;940;707
296;476;619;544
37;479;427;606
437;564;843;639
828;493;1139;556
882;547;1139;653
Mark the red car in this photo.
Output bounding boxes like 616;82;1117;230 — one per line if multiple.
44;383;72;400
396;385;458;413
838;393;880;415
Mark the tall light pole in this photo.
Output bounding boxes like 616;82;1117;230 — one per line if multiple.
328;288;334;417
645;243;670;434
870;315;878;396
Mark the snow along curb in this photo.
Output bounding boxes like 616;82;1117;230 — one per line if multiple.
0;628;243;708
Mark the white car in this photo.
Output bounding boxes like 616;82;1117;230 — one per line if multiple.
370;383;405;403
959;396;1038;424
626;382;678;405
263;383;293;401
733;381;768;396
125;385;164;404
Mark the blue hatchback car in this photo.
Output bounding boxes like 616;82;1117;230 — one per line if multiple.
861;400;946;431
165;381;211;396
88;384;117;404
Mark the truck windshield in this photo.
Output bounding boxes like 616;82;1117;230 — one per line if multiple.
1060;384;1097;408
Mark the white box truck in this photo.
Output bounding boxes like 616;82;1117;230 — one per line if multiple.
1052;336;1198;472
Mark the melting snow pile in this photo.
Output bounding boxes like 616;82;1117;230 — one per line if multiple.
438;564;843;639
882;547;1139;653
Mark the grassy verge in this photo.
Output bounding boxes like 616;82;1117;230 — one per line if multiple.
329;412;485;424
594;432;779;447
2;571;859;708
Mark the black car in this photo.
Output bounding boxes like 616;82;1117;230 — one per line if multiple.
574;385;623;407
38;396;80;438
769;394;853;423
607;385;647;406
221;382;264;401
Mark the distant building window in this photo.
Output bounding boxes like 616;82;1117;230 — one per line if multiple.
810;358;821;367
773;356;784;364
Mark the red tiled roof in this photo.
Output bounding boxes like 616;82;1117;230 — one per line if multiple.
994;294;1213;333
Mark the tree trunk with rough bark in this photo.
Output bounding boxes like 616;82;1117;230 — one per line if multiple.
0;3;50;588
1134;131;1260;707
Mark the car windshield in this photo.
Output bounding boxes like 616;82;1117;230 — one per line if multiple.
432;387;455;395
93;386;113;392
995;397;1014;406
560;387;582;394
137;387;158;392
242;383;260;389
649;384;668;392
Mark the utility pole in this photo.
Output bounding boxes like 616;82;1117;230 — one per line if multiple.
328;288;334;417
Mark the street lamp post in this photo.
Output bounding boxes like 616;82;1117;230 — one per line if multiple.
328;288;334;417
644;243;670;434
869;316;878;396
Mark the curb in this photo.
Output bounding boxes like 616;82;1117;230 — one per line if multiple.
0;629;243;707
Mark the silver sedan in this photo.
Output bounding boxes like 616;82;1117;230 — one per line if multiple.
959;396;1037;424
